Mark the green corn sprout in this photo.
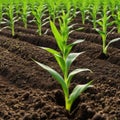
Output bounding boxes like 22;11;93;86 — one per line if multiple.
7;2;16;36
0;2;18;36
113;1;120;33
30;2;48;36
109;0;116;17
114;11;120;33
78;0;89;24
63;0;71;14
70;0;78;17
46;0;57;23
0;3;3;26
15;0;21;17
20;0;30;29
89;0;100;29
46;0;62;23
33;11;92;112
96;1;120;56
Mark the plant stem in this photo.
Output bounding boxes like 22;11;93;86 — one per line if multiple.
81;12;85;24
117;24;120;33
102;35;107;54
12;24;15;36
38;24;42;36
93;20;96;29
65;97;71;111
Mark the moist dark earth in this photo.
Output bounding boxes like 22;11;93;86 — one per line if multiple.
0;16;120;120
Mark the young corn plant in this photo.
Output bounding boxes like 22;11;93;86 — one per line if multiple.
70;0;79;18
62;0;71;13
78;0;89;25
96;1;120;56
0;3;3;26
30;2;48;36
0;2;18;36
33;11;92;112
46;0;60;23
113;2;120;33
89;0;100;29
62;0;78;19
20;0;30;29
109;0;117;17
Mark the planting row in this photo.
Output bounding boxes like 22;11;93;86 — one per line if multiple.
0;31;119;119
0;0;120;34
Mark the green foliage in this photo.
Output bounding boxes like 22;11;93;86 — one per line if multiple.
46;0;60;23
78;0;89;24
0;1;19;36
113;1;120;33
96;1;120;55
33;11;92;112
0;0;119;37
0;3;3;26
89;0;100;29
109;0;117;16
30;1;48;35
20;0;30;29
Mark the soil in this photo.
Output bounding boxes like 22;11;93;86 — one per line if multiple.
0;16;120;120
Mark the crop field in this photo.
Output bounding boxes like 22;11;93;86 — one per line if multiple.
0;0;120;119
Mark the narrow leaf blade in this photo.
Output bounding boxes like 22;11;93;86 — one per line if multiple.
68;68;92;86
68;81;93;106
66;52;85;70
32;59;68;96
106;38;120;49
40;47;65;73
65;39;84;56
40;47;60;55
50;21;63;51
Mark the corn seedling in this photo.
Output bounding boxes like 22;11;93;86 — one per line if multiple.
33;11;92;112
113;1;120;33
70;0;79;18
78;0;89;25
0;3;3;26
30;2;49;36
62;0;71;14
46;0;58;23
109;0;117;17
0;2;19;36
89;0;100;29
96;1;120;56
14;0;21;17
20;0;30;29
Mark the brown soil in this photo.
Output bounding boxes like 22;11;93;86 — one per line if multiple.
0;18;120;120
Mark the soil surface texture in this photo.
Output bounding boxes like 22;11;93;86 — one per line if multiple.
0;16;120;120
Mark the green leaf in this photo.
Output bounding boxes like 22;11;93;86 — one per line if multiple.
95;28;105;36
107;21;115;27
65;39;84;57
68;23;78;29
40;47;60;55
97;20;103;27
76;27;84;31
32;11;36;16
68;80;93;108
107;27;116;36
66;52;85;71
50;21;63;52
40;47;65;74
67;68;92;86
70;39;85;46
32;59;68;97
105;38;120;51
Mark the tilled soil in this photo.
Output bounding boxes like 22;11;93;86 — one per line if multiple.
0;17;120;120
